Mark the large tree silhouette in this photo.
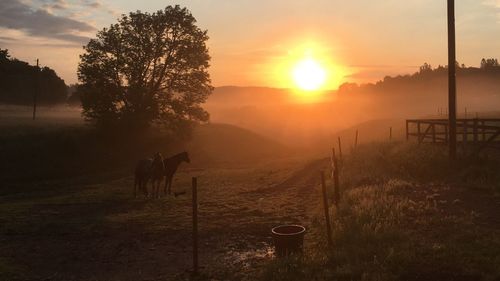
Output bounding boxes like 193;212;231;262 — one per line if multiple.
77;5;213;130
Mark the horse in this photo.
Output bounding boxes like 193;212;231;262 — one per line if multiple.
163;151;190;195
134;152;165;198
134;158;153;198
150;152;165;198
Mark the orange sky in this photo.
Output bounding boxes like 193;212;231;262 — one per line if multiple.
1;0;499;89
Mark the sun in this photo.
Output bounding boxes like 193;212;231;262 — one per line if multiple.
292;58;327;91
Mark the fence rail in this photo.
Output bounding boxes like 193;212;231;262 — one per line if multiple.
406;118;500;151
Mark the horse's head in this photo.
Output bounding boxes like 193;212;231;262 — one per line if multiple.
182;151;190;163
153;152;164;164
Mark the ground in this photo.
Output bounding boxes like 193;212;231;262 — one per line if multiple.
0;155;329;280
1;108;499;280
2;148;500;280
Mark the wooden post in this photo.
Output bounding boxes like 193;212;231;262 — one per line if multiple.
331;148;340;206
389;127;392;141
417;121;421;144
192;177;198;274
337;137;343;163
463;119;467;147
473;118;478;144
320;171;333;248
354;130;358;149
432;124;436;143
482;120;486;142
406;120;409;141
33;58;39;121
447;0;457;160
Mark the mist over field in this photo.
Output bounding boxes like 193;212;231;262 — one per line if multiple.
204;67;500;149
3;65;500;151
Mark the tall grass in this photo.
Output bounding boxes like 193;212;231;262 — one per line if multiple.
263;142;500;280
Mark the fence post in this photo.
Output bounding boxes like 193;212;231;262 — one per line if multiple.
432;123;436;143
192;177;198;274
473;118;478;144
482;120;486;142
332;148;340;206
354;130;359;149
463;119;467;147
320;171;333;248
406;120;409;141
417;121;421;144
337;137;343;164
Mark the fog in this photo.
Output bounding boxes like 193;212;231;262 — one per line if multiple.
204;69;500;149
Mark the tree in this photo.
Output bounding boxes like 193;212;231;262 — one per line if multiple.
419;62;432;74
480;58;499;69
77;5;213;130
0;49;67;105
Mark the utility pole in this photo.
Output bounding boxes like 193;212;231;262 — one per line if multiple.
447;0;457;160
33;59;39;121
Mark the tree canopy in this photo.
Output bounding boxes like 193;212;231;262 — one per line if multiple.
77;5;213;130
0;49;67;105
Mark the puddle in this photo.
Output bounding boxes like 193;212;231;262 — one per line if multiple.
225;241;274;269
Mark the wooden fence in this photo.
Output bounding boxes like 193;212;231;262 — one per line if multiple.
406;118;500;151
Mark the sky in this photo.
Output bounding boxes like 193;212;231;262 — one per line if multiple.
0;0;499;89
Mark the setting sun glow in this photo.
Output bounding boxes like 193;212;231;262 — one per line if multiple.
292;58;327;91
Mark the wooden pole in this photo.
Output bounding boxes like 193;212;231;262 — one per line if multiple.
337;137;343;163
473;118;478;144
432;124;436;143
406;120;409;141
320;171;333;248
354;130;358;149
389;127;392;141
417;121;421;143
448;0;457;160
463;119;467;147
192;177;198;274
33;58;39;121
482;120;486;142
331;148;340;206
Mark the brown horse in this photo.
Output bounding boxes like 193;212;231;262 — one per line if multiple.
150;152;165;198
134;158;152;197
163;151;190;195
134;153;165;198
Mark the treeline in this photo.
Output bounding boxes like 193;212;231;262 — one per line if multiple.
0;49;68;105
338;58;500;96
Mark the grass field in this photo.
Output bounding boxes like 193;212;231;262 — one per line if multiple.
1;109;500;280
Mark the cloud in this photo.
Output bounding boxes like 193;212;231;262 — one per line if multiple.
80;0;120;17
0;0;94;44
40;0;69;12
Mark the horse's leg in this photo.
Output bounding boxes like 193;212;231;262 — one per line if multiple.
168;177;173;195
157;181;160;198
163;176;169;196
154;180;159;199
